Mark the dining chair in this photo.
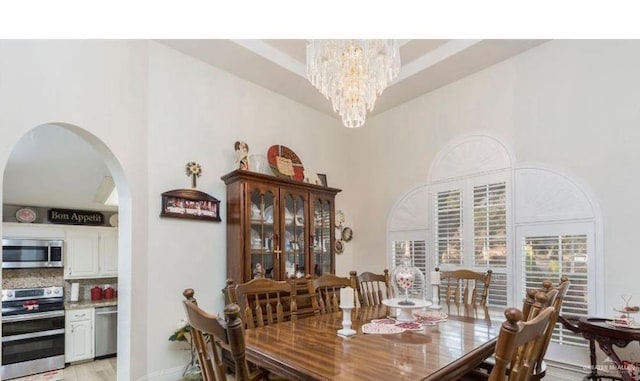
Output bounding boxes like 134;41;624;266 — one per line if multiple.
438;268;493;307
475;277;571;380
182;288;267;381
489;304;556;381
349;269;392;307
531;277;571;380
230;278;297;329
307;274;352;314
522;281;557;320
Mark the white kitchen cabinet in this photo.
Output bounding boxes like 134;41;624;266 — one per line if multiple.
65;228;99;279
65;227;118;279
99;228;118;277
65;308;94;363
2;222;65;239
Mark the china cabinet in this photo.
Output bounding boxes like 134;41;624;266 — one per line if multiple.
221;170;341;285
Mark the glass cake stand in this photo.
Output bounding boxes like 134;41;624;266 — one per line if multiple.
382;298;432;322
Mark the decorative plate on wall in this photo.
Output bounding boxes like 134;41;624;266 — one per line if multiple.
16;207;37;223
267;145;305;181
341;227;353;242
109;214;119;227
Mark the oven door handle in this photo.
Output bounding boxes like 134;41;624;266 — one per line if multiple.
2;310;65;323
2;328;65;343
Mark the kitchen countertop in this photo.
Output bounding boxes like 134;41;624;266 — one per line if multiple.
65;299;118;310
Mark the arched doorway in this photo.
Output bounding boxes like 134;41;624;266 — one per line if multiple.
2;123;132;380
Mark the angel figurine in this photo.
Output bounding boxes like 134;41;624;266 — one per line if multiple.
234;141;250;170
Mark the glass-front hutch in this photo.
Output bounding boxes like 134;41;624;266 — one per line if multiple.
222;170;341;285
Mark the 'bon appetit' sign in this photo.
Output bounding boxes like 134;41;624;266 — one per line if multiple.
48;208;105;226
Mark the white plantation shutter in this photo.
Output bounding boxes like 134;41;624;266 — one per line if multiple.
391;240;427;273
390;234;428;298
522;234;589;347
473;182;507;307
433;180;508;307
435;189;463;266
473;183;507;268
388;185;429;295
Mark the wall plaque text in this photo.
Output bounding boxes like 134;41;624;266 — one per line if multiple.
48;208;105;226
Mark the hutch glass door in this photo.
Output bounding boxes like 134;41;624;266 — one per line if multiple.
249;188;276;279
281;191;307;279
312;198;333;276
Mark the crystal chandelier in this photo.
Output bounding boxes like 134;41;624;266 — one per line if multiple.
306;40;401;128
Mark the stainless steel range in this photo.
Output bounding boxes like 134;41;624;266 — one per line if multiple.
1;286;65;380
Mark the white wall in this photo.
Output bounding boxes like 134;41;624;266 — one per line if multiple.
349;38;640;351
0;40;350;380
3;39;637;378
0;40;150;380
145;42;351;378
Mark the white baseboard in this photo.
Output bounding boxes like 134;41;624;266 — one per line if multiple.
546;359;593;380
135;365;183;381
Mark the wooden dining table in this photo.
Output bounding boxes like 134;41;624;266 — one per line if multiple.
244;303;503;381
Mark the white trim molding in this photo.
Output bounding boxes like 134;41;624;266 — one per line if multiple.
428;133;513;184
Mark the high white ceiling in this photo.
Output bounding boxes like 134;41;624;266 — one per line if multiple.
3;125;116;213
2;39;548;212
157;39;549;120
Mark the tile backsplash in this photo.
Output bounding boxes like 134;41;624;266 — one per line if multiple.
2;268;64;289
64;278;118;302
2;269;117;302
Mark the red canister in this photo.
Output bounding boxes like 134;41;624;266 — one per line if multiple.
90;286;103;301
103;286;115;300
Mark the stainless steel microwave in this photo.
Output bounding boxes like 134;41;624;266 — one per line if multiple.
2;239;63;268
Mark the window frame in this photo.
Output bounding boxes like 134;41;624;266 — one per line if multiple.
429;170;512;307
515;221;596;365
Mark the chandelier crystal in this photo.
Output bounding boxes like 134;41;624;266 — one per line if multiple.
306;40;401;128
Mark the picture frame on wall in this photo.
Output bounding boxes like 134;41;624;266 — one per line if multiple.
160;189;221;222
317;173;327;187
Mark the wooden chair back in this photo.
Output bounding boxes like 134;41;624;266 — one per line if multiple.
522;281;557;320
182;289;265;381
438;268;493;306
489;305;555;381
349;269;391;307
534;277;571;377
230;278;297;329
307;274;352;314
514;277;571;380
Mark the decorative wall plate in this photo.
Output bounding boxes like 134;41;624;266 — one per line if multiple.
267;145;305;181
109;214;119;227
16;207;37;223
341;227;353;242
334;239;344;254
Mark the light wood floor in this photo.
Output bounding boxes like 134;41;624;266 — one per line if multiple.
10;358;116;381
64;357;117;381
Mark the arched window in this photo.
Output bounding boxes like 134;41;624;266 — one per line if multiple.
429;134;512;307
387;134;601;362
387;186;429;272
514;164;601;362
